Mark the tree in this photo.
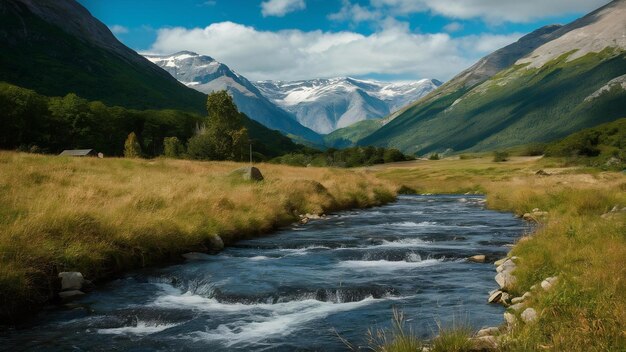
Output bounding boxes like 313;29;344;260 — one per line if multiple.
187;91;249;161
124;132;142;158
163;136;184;158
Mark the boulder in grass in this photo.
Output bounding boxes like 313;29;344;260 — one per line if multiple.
230;167;263;181
521;308;538;324
469;335;498;351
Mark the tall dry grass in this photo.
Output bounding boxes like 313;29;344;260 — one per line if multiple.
376;156;626;351
0;151;395;323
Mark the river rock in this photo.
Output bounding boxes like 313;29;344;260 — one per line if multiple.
521;308;538;324
476;327;500;337
522;291;532;300
468;254;486;263
504;312;517;326
182;252;211;260
58;290;85;301
509;302;525;312
58;272;85;291
488;290;503;304
496;259;516;273
207;234;224;251
230;167;263;181
511;296;524;304
469;335;498;351
495;271;516;290
500;292;511;305
494;257;508;266
541;276;558;291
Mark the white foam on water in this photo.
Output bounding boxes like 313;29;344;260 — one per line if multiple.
248;256;272;261
278;245;333;256
97;321;179;335
374;238;431;248
336;258;443;271
391;221;438;227
185;297;378;347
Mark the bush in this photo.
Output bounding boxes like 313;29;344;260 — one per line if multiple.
522;143;546;156
123;132;142;158
493;151;509;162
163;137;184;158
429;153;440;160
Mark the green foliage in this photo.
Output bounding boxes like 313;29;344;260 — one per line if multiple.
124;132;142;158
271;146;412;168
187;91;250;161
545;117;626;169
0;82;299;159
493;151;509;162
429;153;440;160
163;137;185;158
324;119;383;148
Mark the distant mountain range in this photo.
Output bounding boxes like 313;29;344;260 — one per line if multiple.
255;78;441;134
145;52;323;144
145;52;440;137
358;0;626;154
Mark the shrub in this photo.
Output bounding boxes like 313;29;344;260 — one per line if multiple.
493;151;509;162
123;132;142;158
429;153;440;160
163;137;184;158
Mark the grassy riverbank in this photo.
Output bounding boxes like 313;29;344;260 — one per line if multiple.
0;151;395;324
374;156;626;351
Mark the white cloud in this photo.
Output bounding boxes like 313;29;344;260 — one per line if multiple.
109;25;129;35
443;22;463;33
261;0;305;17
329;0;382;23
149;21;522;81
370;0;611;23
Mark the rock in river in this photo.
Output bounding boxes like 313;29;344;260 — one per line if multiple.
58;272;85;291
468;254;486;263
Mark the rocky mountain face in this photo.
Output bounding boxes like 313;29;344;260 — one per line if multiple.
145;52;322;144
255;78;441;134
360;0;626;155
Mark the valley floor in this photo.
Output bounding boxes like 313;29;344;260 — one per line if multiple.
373;156;626;351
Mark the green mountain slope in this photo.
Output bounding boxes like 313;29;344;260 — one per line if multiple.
360;1;626;155
324;119;384;148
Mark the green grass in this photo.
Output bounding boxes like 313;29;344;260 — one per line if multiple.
0;152;396;325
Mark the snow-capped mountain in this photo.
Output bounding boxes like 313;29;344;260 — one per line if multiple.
255;78;441;134
144;51;322;143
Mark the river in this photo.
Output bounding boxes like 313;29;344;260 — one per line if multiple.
1;195;528;351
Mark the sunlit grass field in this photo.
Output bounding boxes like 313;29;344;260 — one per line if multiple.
374;156;626;351
0;151;395;323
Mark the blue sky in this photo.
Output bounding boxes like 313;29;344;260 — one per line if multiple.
77;0;610;81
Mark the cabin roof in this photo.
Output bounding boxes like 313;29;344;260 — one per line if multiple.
59;149;94;156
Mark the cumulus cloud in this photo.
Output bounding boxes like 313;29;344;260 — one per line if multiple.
261;0;305;17
149;21;521;81
109;25;129;34
443;22;463;33
370;0;611;23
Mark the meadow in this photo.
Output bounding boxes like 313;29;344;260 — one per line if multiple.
373;156;626;351
0;151;395;323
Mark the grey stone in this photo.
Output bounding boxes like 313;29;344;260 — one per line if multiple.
511;296;524;304
476;327;500;337
58;290;85;301
541;276;558;291
469;335;498;350
468;254;486;263
504;312;517;326
182;252;211;260
207;234;224;251
521;308;538;324
58;272;84;291
495;271;516;290
230;167;263;181
509;303;525;312
488;290;503;304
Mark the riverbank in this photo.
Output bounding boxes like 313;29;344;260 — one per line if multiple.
0;151;396;325
374;156;626;351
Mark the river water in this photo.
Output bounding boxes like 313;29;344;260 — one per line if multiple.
2;195;528;351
